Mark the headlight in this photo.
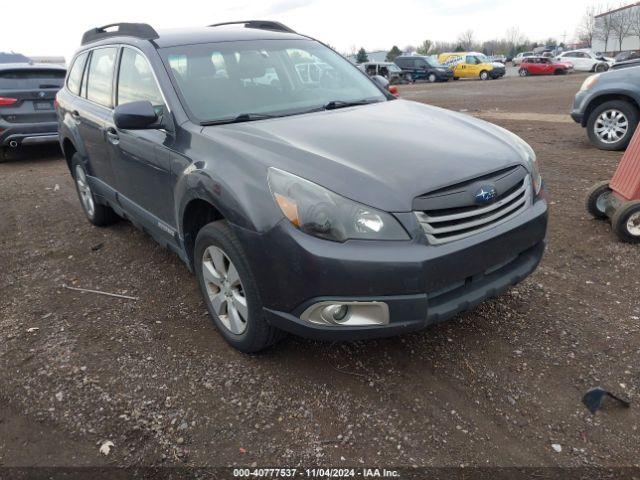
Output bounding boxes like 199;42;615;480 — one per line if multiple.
492;125;542;196
267;168;409;242
580;74;599;92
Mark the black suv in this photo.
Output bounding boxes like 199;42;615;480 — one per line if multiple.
57;22;547;352
0;62;66;159
394;55;453;82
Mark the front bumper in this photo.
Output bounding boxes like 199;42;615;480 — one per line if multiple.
234;198;548;340
0;121;59;147
570;90;589;125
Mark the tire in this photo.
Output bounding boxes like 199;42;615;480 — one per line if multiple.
585;180;612;219
587;100;639;151
611;200;640;243
554;69;564;75
519;68;528;77
595;63;608;73
453;76;460;81
71;154;118;226
194;220;285;353
428;73;437;83
480;70;489;80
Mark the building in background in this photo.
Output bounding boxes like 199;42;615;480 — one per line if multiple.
29;56;66;65
592;3;640;54
346;50;387;63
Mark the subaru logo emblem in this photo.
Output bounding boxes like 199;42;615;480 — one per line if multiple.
474;185;497;204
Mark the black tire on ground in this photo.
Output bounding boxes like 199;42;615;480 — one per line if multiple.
587;100;639;151
428;73;437;83
194;220;285;353
519;68;528;77
453;76;460;81
595;63;608;73
71;153;118;226
585;180;613;219
554;69;564;75
480;70;489;80
611;200;640;243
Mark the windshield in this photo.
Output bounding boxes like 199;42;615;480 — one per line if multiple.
424;57;443;68
160;39;387;124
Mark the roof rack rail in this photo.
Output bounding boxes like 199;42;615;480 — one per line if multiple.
81;23;159;46
208;20;296;34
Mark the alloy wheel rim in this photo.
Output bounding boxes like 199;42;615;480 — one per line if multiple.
627;212;640;236
595;109;628;144
202;245;248;335
75;165;95;217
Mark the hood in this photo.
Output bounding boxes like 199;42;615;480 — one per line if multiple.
201;100;533;212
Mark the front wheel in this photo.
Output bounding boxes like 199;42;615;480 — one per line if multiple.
587;100;638;151
453;76;460;81
428;73;437;83
595;63;609;73
519;68;528;77
195;220;285;352
585;180;612;219
479;70;489;80
612;201;640;243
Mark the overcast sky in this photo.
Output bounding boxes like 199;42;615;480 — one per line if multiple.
1;0;600;60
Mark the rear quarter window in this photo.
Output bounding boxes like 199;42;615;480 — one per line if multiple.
67;52;88;95
0;69;65;89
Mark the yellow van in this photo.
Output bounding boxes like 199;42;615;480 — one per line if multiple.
438;52;506;80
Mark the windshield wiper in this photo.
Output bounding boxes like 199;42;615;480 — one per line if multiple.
322;99;380;110
201;113;279;126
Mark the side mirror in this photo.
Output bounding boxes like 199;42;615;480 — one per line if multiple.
371;74;389;90
113;101;158;130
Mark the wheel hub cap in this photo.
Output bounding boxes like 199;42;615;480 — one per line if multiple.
201;246;248;335
627;212;640;236
595;109;628;144
75;165;95;217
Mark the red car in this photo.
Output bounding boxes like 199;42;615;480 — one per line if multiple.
519;57;573;76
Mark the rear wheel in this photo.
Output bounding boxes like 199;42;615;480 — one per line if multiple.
480;70;489;80
453;76;460;81
195;220;285;352
595;63;608;73
71;154;118;226
519;68;528;77
612;200;640;243
587;100;638;151
585;181;612;219
428;73;437;83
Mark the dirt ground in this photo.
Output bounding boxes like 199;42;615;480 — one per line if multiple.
1;73;639;470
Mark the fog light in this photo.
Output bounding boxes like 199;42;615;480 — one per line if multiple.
301;301;389;326
322;304;349;323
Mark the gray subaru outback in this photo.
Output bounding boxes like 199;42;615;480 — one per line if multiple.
56;21;547;352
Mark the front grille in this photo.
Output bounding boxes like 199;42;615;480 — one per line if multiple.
415;175;531;244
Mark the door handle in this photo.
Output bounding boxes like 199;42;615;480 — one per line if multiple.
105;127;119;144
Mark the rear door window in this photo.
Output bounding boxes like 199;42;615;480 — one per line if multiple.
85;47;117;107
67;52;88;95
0;68;65;89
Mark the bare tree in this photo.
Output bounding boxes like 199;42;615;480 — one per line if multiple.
576;5;597;46
416;39;433;55
457;30;475;50
611;6;633;52
403;45;416;54
505;26;525;49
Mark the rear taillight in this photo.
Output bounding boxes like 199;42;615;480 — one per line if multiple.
388;85;399;97
0;97;18;107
